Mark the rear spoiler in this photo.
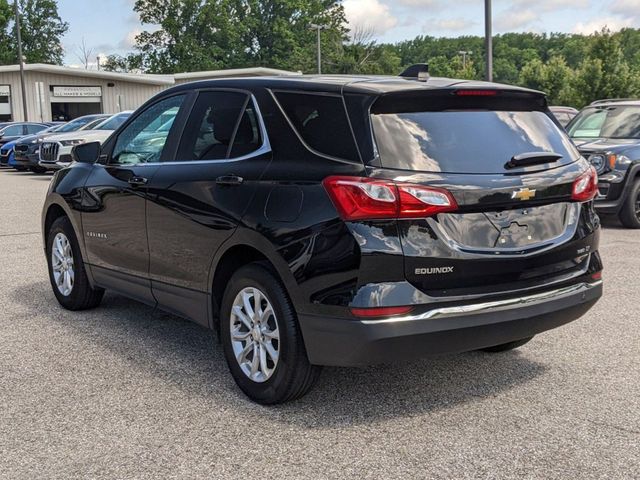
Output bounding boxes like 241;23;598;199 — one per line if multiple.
372;88;548;114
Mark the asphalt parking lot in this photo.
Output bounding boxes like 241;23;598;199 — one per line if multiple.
0;170;638;479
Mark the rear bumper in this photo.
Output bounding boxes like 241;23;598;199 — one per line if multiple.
299;281;602;366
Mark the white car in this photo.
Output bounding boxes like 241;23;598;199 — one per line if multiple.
38;112;132;170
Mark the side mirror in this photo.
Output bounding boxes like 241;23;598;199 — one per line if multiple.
72;141;101;164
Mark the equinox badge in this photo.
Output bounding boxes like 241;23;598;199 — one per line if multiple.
415;266;454;275
512;187;537;201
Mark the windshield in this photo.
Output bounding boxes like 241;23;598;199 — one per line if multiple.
568;105;640;139
96;113;130;131
371;110;579;174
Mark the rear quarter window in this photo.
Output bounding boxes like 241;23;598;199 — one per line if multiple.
274;91;360;162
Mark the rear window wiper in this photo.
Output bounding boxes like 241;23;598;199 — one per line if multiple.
505;152;563;169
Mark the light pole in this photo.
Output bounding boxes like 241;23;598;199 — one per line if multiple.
14;0;28;121
309;23;328;74
458;50;473;69
484;0;493;82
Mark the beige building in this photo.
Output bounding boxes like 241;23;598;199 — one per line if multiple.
0;64;298;122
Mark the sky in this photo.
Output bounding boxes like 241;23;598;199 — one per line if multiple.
58;0;640;67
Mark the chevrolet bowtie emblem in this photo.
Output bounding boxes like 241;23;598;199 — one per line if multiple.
512;188;537;201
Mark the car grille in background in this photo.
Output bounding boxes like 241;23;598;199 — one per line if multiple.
14;144;29;154
40;142;59;162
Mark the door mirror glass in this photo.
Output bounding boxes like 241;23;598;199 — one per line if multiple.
72;141;101;164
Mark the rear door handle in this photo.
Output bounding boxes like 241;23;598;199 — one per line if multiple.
216;175;244;186
128;176;148;187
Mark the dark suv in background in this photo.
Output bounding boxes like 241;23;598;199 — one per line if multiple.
42;69;603;403
568;99;640;228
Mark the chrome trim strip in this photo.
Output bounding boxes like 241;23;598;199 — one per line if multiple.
105;94;271;167
360;281;602;324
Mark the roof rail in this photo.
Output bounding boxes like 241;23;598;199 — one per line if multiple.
590;98;639;105
399;64;430;81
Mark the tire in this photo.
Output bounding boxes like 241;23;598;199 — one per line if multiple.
30;166;47;174
619;178;640;229
46;216;104;310
220;263;321;404
480;336;534;353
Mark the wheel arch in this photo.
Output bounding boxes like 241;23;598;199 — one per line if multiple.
41;196;95;286
208;231;302;332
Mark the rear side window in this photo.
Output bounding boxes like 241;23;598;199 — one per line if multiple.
176;91;261;161
274;92;360;162
371;109;579;174
26;124;46;134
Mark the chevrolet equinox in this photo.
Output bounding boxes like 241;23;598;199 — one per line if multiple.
42;67;603;404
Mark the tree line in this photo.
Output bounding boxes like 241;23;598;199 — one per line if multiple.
1;0;640;108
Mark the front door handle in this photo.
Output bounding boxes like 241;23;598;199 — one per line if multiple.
216;175;244;186
128;176;148;187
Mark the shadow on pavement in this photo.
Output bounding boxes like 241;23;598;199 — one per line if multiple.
13;280;547;428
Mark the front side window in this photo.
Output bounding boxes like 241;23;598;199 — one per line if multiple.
176;91;261;161
112;95;184;165
568;106;640;139
2;124;23;136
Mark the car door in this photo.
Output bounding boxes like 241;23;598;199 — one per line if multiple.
145;89;272;324
81;93;188;305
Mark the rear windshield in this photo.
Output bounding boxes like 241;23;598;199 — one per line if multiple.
568;105;640;139
371;110;579;173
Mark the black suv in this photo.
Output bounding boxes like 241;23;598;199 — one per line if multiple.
42;71;603;403
568;100;640;228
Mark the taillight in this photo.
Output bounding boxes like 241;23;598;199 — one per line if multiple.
571;166;598;202
454;89;498;96
323;176;458;221
322;177;398;220
397;185;457;218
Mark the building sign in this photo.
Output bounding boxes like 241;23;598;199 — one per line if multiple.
52;86;102;98
0;85;10;97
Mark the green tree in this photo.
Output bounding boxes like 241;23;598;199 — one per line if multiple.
519;56;576;105
328;26;400;74
0;0;13;64
12;0;69;64
102;53;144;73
132;0;347;74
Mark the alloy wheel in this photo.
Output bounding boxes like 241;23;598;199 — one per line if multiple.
51;232;74;296
229;287;280;383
